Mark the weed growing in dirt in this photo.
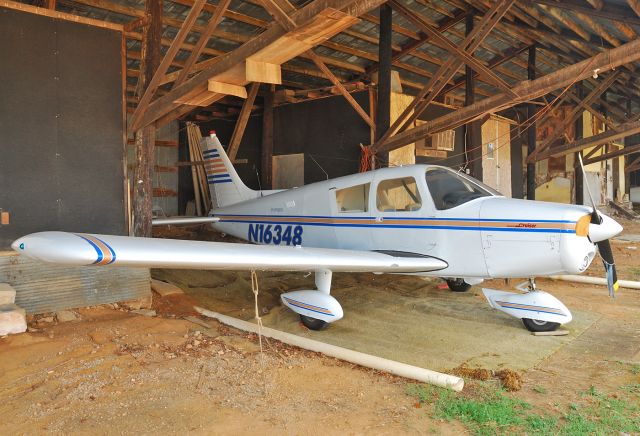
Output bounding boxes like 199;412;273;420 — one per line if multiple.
406;382;640;435
532;386;547;394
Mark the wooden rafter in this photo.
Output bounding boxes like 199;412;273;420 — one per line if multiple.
173;0;231;87
132;0;389;131
227;83;260;162
375;37;640;154
389;0;516;96
371;0;515;152
307;49;374;128
582;143;640;165
536;118;640;161
532;0;640;26
130;0;207;132
527;71;621;162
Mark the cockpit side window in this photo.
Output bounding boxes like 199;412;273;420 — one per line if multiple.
425;168;495;210
335;183;370;212
376;177;422;212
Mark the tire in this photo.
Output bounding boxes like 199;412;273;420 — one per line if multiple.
446;278;472;293
300;315;329;331
522;318;560;332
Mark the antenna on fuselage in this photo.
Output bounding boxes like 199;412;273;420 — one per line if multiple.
309;154;329;180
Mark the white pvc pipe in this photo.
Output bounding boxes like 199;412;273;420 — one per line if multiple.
549;275;640;290
194;307;464;392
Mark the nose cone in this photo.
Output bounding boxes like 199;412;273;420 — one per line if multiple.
589;213;623;242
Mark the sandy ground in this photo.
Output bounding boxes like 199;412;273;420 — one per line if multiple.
1;215;639;434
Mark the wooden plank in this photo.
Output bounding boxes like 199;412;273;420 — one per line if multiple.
306;49;374;128
582;143;640;165
245;59;282;84
227;83;260;162
0;0;123;31
207;80;248;98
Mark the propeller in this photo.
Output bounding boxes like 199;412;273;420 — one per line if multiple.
577;154;618;297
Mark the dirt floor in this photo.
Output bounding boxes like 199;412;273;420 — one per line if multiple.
1;216;639;434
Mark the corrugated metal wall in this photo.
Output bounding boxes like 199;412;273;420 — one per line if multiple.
0;253;150;314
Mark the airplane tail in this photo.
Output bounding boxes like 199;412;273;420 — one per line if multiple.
201;133;259;208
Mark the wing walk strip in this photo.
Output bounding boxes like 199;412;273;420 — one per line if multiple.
75;234;117;265
215;214;577;233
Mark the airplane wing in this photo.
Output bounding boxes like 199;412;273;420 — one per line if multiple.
12;232;448;273
152;217;220;226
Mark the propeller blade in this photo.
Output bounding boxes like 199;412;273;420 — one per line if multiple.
597;239;618;298
577;154;600;221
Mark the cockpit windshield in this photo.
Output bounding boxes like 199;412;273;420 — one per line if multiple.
425;167;500;210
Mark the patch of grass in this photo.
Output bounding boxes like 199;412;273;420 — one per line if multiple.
532;385;547;394
406;383;640;436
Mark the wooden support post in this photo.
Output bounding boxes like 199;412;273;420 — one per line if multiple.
465;11;482;180
261;85;275;189
575;81;584;205
228;82;260;162
132;0;162;237
526;45;536;200
376;3;392;143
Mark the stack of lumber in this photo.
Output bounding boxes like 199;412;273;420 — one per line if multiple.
186;122;212;216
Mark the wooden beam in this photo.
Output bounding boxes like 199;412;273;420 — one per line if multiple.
527;71;621;162
227;83;260;162
583;143;640;165
537;119;640;161
375;3;392;141
442;43;530;95
132;0;162;238
375;37;640;154
526;44;536;200
389;0;515;96
628;0;640;17
261;85;275;189
130;0;207;132
371;0;515;151
207;80;248;99
307;49;374;128
173;0;231;87
133;0;389;131
531;0;640;26
0;0;123;30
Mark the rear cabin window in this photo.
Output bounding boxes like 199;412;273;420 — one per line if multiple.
376;177;422;212
335;183;370;212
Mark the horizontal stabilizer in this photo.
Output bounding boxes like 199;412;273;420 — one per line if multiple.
152;217;220;226
12;232;448;273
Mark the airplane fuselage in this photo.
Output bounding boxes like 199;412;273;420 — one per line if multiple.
211;164;597;280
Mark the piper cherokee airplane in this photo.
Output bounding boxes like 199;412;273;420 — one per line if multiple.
12;133;623;332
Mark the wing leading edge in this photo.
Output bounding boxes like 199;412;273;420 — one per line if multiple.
12;232;448;273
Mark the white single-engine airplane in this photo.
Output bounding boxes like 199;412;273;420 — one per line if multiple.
13;133;622;332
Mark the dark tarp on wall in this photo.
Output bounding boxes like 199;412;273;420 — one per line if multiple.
0;8;125;248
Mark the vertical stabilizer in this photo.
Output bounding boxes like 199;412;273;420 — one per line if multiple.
201;133;258;208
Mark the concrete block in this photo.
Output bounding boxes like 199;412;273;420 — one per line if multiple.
132;309;156;317
55;310;79;322
0;283;16;305
0;304;27;336
151;279;184;297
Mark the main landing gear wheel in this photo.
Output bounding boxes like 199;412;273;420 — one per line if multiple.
300;315;329;331
446;278;472;293
522;318;560;332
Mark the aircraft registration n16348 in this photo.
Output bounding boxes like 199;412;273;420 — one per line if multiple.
12;133;623;332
